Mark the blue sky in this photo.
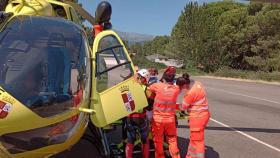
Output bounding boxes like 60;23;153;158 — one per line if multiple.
79;0;242;36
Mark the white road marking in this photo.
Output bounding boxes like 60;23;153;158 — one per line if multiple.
210;118;280;153
207;87;280;105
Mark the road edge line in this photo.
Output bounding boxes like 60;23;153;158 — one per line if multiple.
207;87;280;105
210;118;280;153
195;76;280;86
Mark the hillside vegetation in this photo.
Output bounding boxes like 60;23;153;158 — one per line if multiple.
128;1;280;81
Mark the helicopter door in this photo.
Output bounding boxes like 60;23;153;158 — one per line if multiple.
90;30;147;127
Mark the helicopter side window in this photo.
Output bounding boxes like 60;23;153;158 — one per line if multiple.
52;4;67;19
96;35;133;92
69;7;80;24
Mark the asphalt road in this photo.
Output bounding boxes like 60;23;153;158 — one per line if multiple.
55;76;280;158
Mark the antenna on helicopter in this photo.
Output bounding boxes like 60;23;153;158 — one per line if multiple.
94;1;112;36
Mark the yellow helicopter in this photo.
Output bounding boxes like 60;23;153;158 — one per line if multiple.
0;0;148;157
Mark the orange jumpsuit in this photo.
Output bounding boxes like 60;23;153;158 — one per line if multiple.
181;81;210;158
149;82;181;158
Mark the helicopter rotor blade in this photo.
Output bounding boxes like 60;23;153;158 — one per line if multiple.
64;1;96;25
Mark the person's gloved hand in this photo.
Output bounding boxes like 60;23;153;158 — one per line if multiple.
180;110;188;116
176;110;188;120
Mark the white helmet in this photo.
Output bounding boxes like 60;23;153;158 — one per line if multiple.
137;69;150;83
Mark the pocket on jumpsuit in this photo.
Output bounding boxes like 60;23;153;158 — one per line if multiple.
189;118;204;141
190;128;204;140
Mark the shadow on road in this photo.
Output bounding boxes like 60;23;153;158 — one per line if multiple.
206;146;220;158
178;137;220;158
53;139;103;158
177;125;280;134
55;125;222;158
178;136;189;156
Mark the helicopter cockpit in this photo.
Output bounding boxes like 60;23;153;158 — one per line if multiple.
0;15;91;155
0;15;91;117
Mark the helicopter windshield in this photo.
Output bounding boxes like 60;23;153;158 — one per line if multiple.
0;16;90;117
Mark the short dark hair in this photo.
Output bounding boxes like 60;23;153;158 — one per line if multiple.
182;73;189;80
182;73;190;84
176;77;187;86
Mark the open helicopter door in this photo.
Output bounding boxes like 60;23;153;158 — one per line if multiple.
90;30;148;127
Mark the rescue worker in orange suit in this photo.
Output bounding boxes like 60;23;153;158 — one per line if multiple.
149;67;185;158
125;69;151;158
180;73;210;158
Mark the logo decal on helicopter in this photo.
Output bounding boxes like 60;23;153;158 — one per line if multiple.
120;85;135;112
122;92;135;112
0;100;12;119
